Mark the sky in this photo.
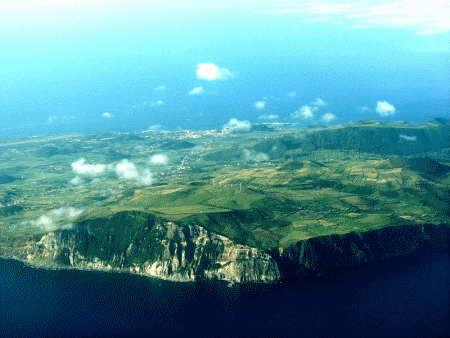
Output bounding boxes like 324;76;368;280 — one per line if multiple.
0;0;449;138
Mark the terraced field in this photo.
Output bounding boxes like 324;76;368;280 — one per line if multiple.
1;119;449;251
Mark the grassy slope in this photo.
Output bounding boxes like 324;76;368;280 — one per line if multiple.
0;121;449;251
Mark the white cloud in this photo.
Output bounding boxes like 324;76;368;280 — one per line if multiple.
262;1;450;35
102;112;111;118
154;85;166;91
150;154;168;165
31;207;84;231
148;125;162;131
243;149;270;162
69;175;84;185
196;63;234;81
223;118;252;131
192;145;205;152
258;114;279;120
262;4;360;15
291;105;318;119
189;86;204;95
71;158;154;186
376;101;396;116
399;134;417;141
321;113;336;123
51;207;83;220
311;98;327;106
71;158;106;176
361;106;371;112
150;101;165;107
115;159;153;185
416;28;446;35
60;223;76;230
254;101;266;109
287;91;296;97
47;116;57;123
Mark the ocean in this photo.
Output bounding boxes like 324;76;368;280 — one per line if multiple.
1;6;449;140
1;251;449;338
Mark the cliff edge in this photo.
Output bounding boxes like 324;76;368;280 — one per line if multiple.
0;211;280;284
0;211;448;284
272;223;450;278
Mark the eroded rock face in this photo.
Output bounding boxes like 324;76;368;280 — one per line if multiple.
272;223;450;278
0;211;448;284
0;212;280;284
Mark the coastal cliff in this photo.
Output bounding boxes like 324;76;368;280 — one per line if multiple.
0;211;280;284
0;211;448;284
272;223;450;279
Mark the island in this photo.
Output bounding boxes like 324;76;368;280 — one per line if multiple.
1;118;449;284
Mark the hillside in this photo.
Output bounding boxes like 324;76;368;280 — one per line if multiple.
0;118;449;283
304;120;450;155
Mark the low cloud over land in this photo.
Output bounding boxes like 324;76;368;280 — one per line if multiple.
28;207;84;231
243;149;269;162
115;159;153;185
223;118;252;131
70;176;84;185
150;154;169;165
71;158;106;176
71;158;155;186
399;134;417;142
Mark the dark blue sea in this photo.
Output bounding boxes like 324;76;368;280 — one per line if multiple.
1;251;449;338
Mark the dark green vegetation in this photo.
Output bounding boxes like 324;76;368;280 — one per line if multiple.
36;145;81;157
389;157;450;177
304;118;450;155
250;124;275;132
161;140;195;150
0;119;449;254
65;211;165;264
0;173;16;184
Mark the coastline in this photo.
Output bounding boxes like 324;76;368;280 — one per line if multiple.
0;254;199;283
1;222;448;284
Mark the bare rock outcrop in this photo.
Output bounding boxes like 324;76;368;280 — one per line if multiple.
0;211;280;284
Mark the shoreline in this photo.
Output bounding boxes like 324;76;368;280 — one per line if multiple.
2;239;448;285
0;254;199;284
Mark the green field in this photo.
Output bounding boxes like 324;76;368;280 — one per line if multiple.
1;120;449;249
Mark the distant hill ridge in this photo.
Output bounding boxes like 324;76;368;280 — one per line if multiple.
389;157;450;177
160;140;195;150
254;118;450;156
0;173;16;184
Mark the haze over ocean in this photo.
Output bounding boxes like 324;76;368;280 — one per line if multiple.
0;1;449;139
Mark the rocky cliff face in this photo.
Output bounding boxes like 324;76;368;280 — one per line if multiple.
0;211;448;284
271;223;450;279
0;211;280;284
